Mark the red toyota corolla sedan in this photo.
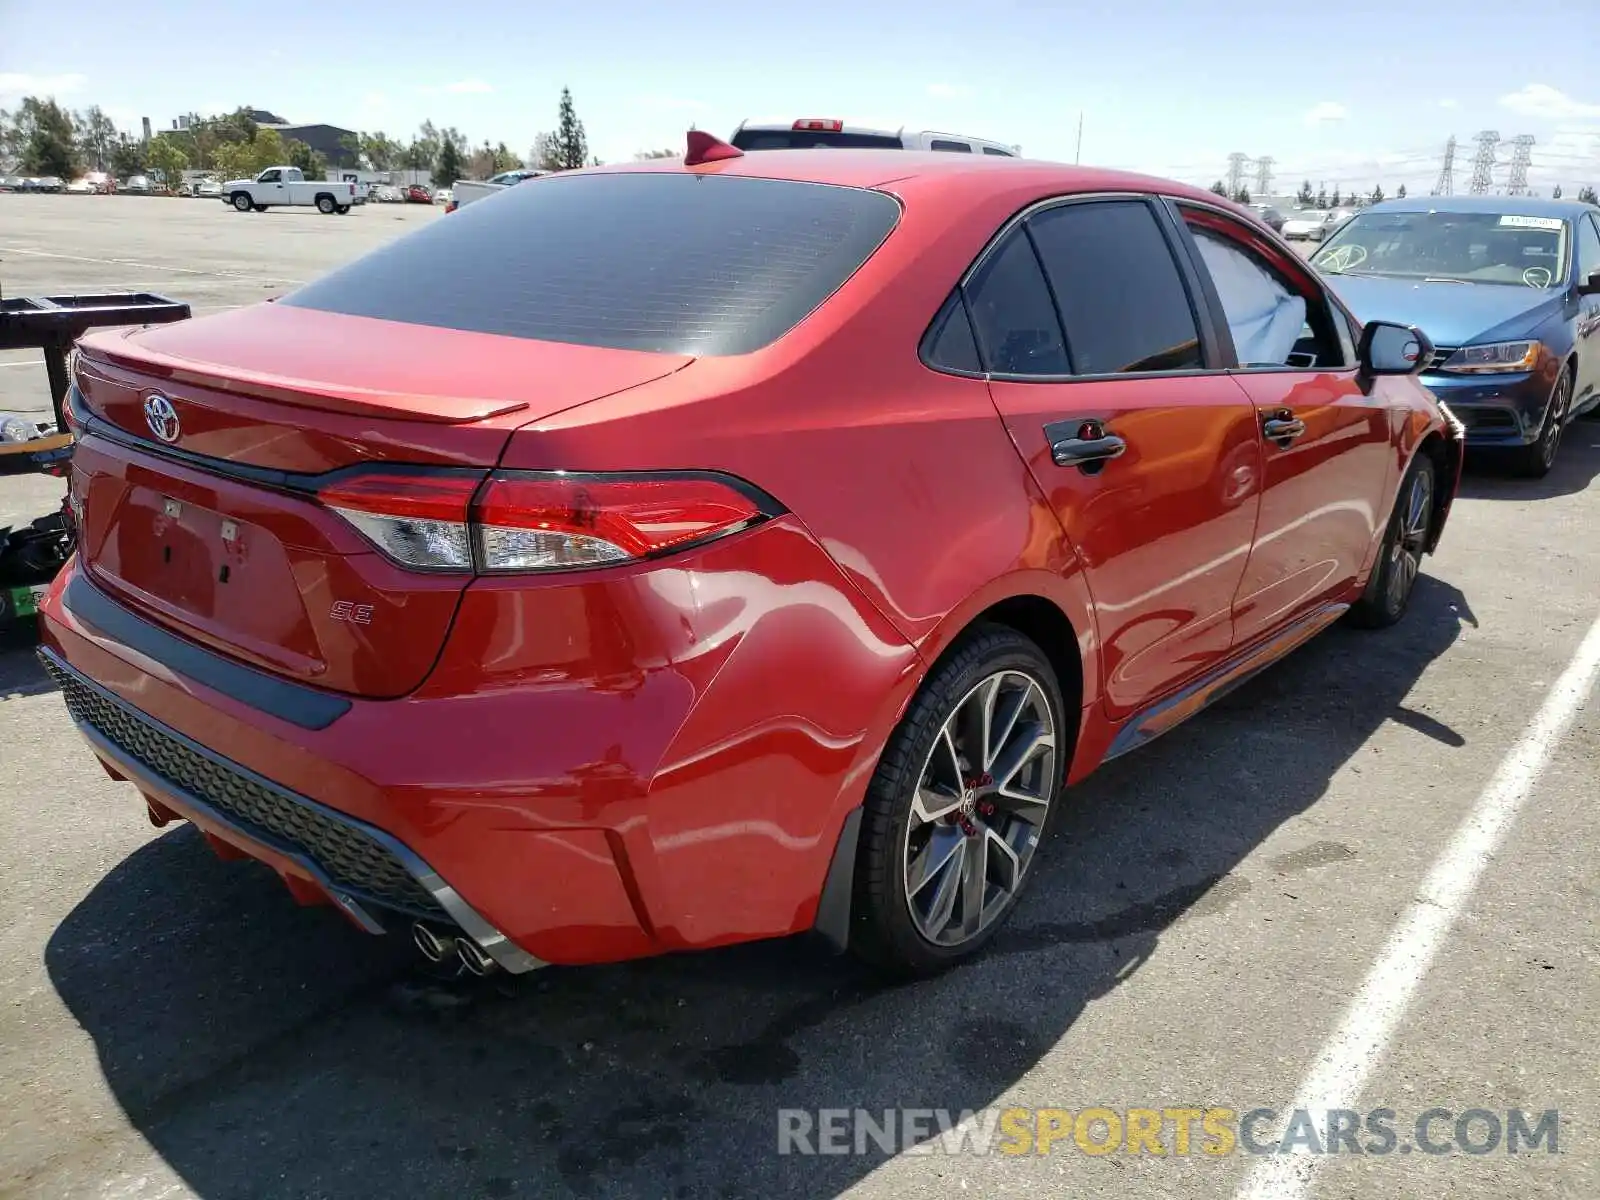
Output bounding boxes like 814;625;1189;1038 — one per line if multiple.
40;142;1463;978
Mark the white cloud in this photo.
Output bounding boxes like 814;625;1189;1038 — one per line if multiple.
1303;101;1348;125
927;83;974;100
1499;84;1600;120
0;72;87;101
1438;98;1459;110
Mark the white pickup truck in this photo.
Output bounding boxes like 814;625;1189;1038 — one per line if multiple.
444;168;549;213
221;167;358;214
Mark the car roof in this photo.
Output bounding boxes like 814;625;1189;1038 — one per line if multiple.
588;148;1225;207
1367;194;1597;219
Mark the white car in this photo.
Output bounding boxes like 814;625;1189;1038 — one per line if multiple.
195;178;223;199
221;166;358;214
123;175;152;194
445;168;549;212
1281;211;1329;241
730;118;1017;156
65;178;95;195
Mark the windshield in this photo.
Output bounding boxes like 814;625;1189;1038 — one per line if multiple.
1313;210;1569;287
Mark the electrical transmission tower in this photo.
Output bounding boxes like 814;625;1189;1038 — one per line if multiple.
1505;135;1535;195
1226;152;1249;197
1431;136;1456;196
1254;155;1275;198
1468;131;1500;194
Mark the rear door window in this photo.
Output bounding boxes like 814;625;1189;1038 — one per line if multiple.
281;173;901;356
1026;200;1203;374
730;130;904;151
962;230;1070;375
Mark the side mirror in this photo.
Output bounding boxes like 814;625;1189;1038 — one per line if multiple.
1359;320;1433;376
1578;269;1600;297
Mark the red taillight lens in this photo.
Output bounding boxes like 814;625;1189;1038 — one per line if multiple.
317;469;775;574
318;469;484;572
473;473;766;573
793;119;844;132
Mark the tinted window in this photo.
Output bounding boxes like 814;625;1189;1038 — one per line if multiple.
282;173;901;356
930;140;973;153
981;147;1014;156
731;130;904;150
963;230;1070;375
1577;214;1600;277
1028;201;1202;374
923;292;981;373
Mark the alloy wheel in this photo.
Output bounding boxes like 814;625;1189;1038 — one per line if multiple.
1386;467;1433;611
1540;375;1571;470
902;670;1056;947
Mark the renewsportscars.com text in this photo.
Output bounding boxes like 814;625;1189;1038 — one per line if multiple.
777;1106;1560;1158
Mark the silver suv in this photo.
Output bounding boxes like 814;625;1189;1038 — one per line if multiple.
730;118;1017;156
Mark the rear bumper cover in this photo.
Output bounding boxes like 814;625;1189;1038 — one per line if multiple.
40;644;543;973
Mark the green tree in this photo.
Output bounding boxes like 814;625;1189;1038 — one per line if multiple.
434;131;464;186
1552;184;1562;199
550;87;588;170
110;134;145;177
636;148;676;160
250;129;289;173
1579;186;1598;205
212;141;256;182
1370;184;1384;204
1396;184;1407;199
144;133;190;189
1209;179;1228;197
1331;188;1343;207
1234;187;1251;204
1315;186;1328;208
347;131;402;171
286;137;327;179
532;131;561;171
73;105;120;172
1296;179;1314;206
15;97;78;177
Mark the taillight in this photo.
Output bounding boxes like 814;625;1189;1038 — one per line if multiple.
793;119;844;132
318;470;482;571
318;469;776;574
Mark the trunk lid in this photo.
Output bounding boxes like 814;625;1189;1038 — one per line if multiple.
70;303;691;698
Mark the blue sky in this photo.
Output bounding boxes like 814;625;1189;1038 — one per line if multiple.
3;0;1598;196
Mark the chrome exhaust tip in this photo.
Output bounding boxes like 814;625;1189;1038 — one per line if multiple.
456;938;497;976
412;922;457;963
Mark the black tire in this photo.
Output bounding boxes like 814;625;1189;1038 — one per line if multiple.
336;205;351;214
316;195;337;214
1348;453;1437;629
231;192;252;212
850;623;1067;976
1510;369;1572;478
252;203;267;212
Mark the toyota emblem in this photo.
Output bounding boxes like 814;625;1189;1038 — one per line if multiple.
144;394;181;444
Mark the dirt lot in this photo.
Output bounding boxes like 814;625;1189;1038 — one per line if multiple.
2;192;1598;1200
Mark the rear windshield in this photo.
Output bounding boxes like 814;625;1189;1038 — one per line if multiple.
731;130;905;151
282;172;901;355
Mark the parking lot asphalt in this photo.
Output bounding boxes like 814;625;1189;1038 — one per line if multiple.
2;194;1598;1200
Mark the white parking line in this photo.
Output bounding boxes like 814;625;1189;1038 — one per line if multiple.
0;245;304;285
0;360;43;368
1236;609;1600;1200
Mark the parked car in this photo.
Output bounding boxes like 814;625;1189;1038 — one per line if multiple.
1282;210;1329;241
33;176;63;193
731;117;1016;156
195;178;223;199
447;168;550;213
1324;207;1360;238
64;178;95;195
82;171;116;194
0;175;19;191
1246;203;1286;232
222;166;357;214
1313;195;1600;477
45;142;1461;979
122;175;152;194
371;184;403;203
404;183;433;204
433;188;452;205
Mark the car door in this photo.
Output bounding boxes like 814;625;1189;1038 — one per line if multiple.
1574;214;1600;408
1169;200;1394;644
970;196;1264;719
258;168;285;201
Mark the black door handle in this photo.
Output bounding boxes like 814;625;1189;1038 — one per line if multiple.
1045;418;1126;472
1262;413;1306;444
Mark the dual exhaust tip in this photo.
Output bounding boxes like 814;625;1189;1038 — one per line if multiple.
412;922;497;975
